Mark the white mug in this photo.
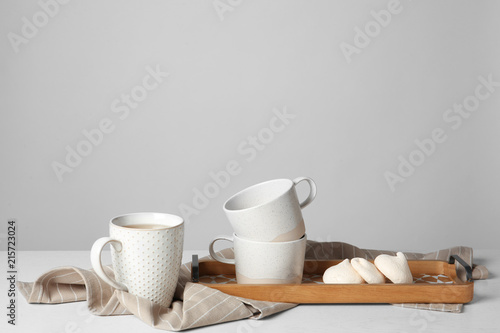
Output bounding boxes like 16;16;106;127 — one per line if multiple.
209;233;307;284
91;212;184;308
223;177;316;242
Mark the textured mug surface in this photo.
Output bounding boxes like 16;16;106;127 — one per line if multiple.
91;212;184;308
209;233;307;284
223;177;316;242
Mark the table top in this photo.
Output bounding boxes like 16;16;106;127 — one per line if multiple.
3;249;499;333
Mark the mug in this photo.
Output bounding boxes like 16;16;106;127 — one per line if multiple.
91;212;184;308
223;177;316;242
209;233;307;284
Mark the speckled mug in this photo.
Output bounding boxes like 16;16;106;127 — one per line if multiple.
224;177;316;242
91;212;184;308
209;233;307;284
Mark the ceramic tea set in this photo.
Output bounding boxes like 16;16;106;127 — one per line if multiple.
90;176;412;308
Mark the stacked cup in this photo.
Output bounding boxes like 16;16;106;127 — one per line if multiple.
209;177;317;284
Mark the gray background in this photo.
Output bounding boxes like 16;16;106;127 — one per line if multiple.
1;0;499;252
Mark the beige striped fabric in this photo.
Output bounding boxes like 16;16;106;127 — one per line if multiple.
18;242;488;330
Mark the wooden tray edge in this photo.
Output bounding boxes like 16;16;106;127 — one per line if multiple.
191;258;474;304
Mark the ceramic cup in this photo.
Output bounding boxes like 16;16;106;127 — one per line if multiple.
209;233;307;284
223;177;316;242
91;212;184;308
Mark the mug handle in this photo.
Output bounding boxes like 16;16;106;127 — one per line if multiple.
293;177;317;209
209;236;235;264
90;237;129;291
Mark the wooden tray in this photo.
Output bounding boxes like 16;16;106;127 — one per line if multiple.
191;255;473;304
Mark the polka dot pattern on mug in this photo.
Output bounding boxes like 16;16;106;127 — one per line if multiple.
110;225;184;308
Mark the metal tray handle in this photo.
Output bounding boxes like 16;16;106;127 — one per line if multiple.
448;254;473;282
192;254;199;282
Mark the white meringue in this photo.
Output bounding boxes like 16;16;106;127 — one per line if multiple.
323;259;365;284
374;252;413;284
351;258;386;284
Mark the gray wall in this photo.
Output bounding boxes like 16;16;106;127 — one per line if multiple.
1;0;499;252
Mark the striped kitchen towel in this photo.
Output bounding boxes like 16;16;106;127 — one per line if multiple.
18;242;488;331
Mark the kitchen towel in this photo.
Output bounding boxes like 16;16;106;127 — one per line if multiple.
18;242;488;331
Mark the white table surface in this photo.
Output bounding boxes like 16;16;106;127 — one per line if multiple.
2;249;499;333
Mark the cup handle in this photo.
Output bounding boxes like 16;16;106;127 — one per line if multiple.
90;237;128;291
209;236;235;264
293;177;317;209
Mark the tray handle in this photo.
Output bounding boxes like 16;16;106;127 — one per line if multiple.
448;254;473;282
192;254;199;282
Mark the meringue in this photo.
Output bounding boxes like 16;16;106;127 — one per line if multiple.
323;259;365;284
374;252;413;284
351;258;386;284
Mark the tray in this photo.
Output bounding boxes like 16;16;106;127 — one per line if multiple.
191;255;473;304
